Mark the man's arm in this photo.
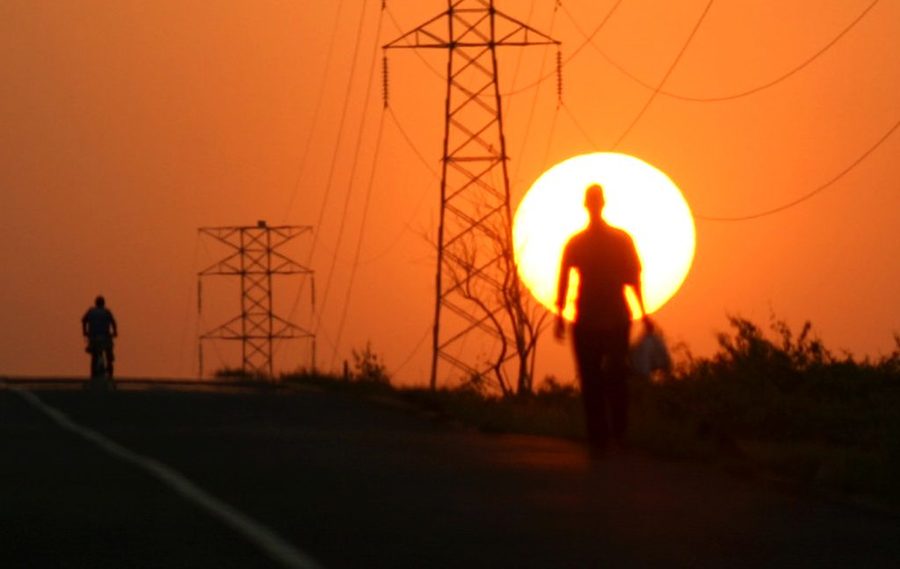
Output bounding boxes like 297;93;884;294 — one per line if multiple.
555;245;573;339
109;312;118;338
625;236;654;334
630;282;654;335
81;312;89;337
629;280;649;320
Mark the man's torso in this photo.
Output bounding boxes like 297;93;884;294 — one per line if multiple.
565;225;640;328
83;307;115;338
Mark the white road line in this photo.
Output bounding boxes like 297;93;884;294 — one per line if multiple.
6;385;325;569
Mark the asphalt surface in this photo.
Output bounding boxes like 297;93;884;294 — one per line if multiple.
1;381;898;568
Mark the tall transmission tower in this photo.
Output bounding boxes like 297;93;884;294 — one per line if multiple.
198;221;315;379
384;0;559;389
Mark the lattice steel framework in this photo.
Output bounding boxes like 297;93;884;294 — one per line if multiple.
385;0;558;389
198;221;315;378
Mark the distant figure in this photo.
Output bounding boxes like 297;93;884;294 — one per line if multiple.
82;295;118;378
555;184;652;454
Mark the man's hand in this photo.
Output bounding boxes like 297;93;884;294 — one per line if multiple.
554;315;566;341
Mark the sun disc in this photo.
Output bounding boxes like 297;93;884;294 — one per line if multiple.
513;152;696;321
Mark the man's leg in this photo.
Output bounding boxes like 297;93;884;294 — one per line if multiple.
90;353;99;378
573;325;609;451
88;337;100;378
105;342;115;378
605;322;632;445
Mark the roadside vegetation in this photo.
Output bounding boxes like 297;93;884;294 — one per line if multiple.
283;317;900;510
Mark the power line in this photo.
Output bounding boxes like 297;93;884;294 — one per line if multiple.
511;2;560;184
314;4;387;354
353;187;433;266
386;106;440;178
392;325;432;376
315;109;436;270
611;0;714;149
178;235;201;377
566;0;880;103
696;115;900;222
504;0;539;111
384;5;444;82
279;109;436;280
538;103;562;175
283;0;347;221
549;2;895;223
502;0;624;97
562;102;601;149
330;110;388;369
353;210;427;266
286;0;371;326
307;0;372;262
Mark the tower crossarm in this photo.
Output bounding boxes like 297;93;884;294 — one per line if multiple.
383;0;559;51
271;314;315;340
197;225;313;277
200;315;244;340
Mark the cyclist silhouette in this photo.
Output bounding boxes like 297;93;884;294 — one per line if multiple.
555;184;652;453
82;295;118;379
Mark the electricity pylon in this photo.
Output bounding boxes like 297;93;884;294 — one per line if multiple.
198;221;315;379
385;0;559;390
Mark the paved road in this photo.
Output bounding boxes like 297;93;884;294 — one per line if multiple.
2;383;898;568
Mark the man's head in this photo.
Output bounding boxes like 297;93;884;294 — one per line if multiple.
584;184;605;220
95;295;105;308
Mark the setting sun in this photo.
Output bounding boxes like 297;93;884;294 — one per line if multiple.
513;152;696;321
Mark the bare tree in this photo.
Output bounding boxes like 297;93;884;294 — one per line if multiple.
443;207;549;395
501;233;550;394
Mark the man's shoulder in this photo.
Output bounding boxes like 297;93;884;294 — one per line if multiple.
565;228;588;245
566;225;636;256
575;224;633;244
85;307;113;318
606;224;633;241
564;228;594;255
592;225;634;252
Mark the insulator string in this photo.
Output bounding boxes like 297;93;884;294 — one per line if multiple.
556;48;563;107
382;55;389;109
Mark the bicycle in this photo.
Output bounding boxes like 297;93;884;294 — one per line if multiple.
85;337;115;391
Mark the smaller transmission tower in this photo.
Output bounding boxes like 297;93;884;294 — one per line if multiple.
198;221;315;378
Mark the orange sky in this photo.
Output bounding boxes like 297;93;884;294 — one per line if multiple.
1;0;898;384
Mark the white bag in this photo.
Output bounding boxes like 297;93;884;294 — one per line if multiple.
632;330;672;379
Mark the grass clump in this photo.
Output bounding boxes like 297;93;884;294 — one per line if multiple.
283;342;394;396
213;366;269;382
351;342;390;384
629;316;900;506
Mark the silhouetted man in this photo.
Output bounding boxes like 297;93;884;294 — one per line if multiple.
555;184;651;453
82;295;118;378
